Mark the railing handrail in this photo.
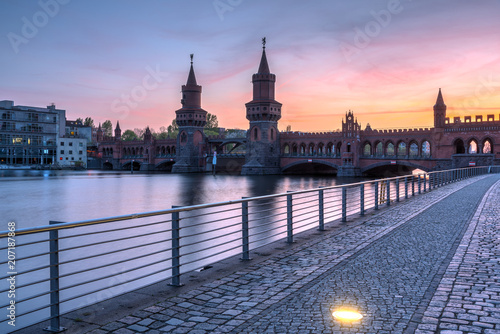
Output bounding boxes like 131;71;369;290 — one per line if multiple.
0;166;492;237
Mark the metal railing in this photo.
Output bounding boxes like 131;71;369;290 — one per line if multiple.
1;166;499;332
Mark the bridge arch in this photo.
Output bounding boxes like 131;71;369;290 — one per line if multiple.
282;160;340;175
361;161;430;175
122;160;141;170
155;160;175;171
103;161;113;170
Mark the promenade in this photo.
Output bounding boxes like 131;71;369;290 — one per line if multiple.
22;174;500;334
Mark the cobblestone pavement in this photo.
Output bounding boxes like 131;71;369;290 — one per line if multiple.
416;178;500;334
87;175;500;334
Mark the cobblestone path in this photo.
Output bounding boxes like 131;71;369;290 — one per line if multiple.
84;175;500;334
416;178;500;334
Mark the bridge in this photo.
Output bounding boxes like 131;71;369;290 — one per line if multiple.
94;44;500;175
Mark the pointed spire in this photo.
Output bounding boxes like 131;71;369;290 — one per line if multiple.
435;88;446;106
98;123;102;131
186;54;197;86
258;37;270;74
116;120;121;131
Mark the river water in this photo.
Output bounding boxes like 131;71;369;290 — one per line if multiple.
1;170;369;331
0;170;358;229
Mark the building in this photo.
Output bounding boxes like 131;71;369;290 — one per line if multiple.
0;100;65;165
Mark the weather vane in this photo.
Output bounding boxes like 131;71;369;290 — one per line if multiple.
262;37;266;49
190;53;194;64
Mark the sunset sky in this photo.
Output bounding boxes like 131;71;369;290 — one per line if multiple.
1;0;500;132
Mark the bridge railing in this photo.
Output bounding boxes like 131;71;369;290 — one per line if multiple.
1;166;499;332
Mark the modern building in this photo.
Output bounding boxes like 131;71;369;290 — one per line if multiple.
0;100;65;165
56;137;87;167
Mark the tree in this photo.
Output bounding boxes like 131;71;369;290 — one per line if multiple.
155;126;170;140
133;128;145;140
122;130;138;141
205;113;218;129
76;117;83;124
84;117;94;127
102;120;113;137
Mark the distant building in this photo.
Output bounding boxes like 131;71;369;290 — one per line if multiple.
0;100;65;165
65;120;92;143
57;137;87;167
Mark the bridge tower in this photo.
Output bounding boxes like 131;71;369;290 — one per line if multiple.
241;38;282;175
434;88;447;128
338;111;362;177
172;55;208;173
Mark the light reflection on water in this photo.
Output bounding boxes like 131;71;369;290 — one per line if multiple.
0;170;368;331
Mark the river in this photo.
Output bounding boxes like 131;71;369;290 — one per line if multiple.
0;170;360;229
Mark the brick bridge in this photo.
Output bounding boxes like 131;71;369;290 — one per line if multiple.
96;43;500;176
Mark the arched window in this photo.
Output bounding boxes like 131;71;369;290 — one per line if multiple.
363;143;371;156
468;139;478;154
308;143;314;155
300;144;306;155
454;139;465;154
318;143;324;155
483;139;492;154
386;142;395;156
409;142;419;157
375;142;383;156
326;143;333;155
254;128;258;141
284;144;290;155
292;144;298;156
397;142;406;157
422;141;431;157
270;128;274;141
336;142;342;155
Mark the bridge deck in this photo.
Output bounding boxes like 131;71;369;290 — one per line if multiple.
20;174;500;333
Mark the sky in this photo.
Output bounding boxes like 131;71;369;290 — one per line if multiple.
1;0;500;132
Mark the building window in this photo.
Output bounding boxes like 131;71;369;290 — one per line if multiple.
60;150;64;154
79;151;82;155
65;157;68;160
79;142;83;147
71;157;74;160
60;142;64;146
69;150;73;154
79;158;82;161
69;142;73;146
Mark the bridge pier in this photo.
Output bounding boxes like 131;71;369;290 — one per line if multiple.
337;166;362;177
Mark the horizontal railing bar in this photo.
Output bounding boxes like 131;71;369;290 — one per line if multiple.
58;218;173;240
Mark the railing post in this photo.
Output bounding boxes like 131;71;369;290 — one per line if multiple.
287;192;294;243
318;188;325;231
170;208;183;287
241;200;251;261
396;179;400;202
45;221;65;333
423;173;427;192
386;180;390;206
374;181;379;210
412;176;415;196
342;187;347;222
404;177;408;199
418;175;422;194
360;184;365;216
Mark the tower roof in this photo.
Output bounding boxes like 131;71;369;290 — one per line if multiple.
115;120;121;131
435;88;446;107
258;48;270;74
186;54;197;86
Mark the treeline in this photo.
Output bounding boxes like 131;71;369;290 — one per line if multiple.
77;113;246;141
